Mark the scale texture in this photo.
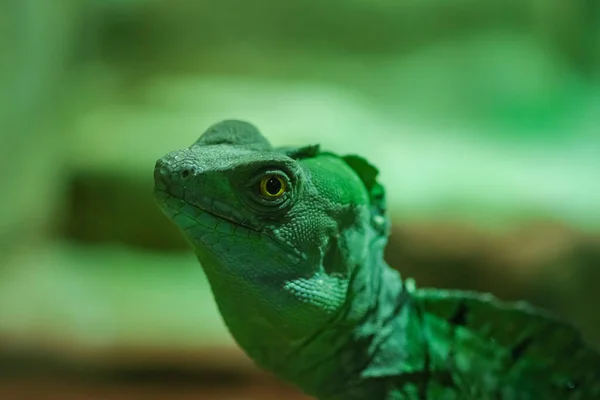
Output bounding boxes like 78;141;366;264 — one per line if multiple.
153;120;600;400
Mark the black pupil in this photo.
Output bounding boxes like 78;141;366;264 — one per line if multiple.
265;177;282;195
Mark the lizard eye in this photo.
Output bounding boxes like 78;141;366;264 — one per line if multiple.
244;168;295;212
259;175;286;198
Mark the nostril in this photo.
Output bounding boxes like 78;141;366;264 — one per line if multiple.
181;169;191;178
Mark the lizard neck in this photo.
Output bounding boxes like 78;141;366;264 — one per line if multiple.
286;240;427;399
199;237;426;399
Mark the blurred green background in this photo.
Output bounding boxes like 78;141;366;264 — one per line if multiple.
1;0;599;399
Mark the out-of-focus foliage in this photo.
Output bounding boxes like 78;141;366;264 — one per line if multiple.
0;0;77;254
1;0;599;398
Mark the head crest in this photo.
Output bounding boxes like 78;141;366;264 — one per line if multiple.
194;120;272;150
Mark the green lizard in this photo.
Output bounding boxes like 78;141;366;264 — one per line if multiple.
153;120;600;400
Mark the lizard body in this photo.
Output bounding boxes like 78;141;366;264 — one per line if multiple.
153;120;600;399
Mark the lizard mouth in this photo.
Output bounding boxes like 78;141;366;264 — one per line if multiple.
154;187;260;233
154;187;303;262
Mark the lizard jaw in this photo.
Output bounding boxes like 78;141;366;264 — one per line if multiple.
154;188;256;231
154;188;301;262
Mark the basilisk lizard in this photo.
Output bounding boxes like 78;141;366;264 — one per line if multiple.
153;120;600;400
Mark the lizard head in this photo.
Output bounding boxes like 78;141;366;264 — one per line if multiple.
153;120;389;367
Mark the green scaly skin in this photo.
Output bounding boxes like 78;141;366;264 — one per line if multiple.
153;120;600;400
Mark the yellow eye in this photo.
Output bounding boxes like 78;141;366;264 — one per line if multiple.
259;175;286;198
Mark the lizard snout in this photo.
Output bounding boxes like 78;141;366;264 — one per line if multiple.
153;158;172;191
154;150;200;192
